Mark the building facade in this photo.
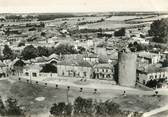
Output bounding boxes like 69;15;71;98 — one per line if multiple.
94;63;114;80
57;60;93;79
137;67;168;85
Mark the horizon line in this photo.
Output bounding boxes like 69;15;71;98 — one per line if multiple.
1;10;168;14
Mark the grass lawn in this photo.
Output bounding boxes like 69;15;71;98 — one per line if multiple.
0;79;119;115
0;79;168;116
112;95;168;113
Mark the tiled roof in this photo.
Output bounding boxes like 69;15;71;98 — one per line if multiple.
94;63;113;69
137;51;159;59
48;53;59;59
24;64;42;70
138;64;168;74
57;59;92;67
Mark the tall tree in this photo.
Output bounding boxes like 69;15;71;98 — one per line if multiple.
3;45;14;60
149;19;168;43
74;97;94;116
37;46;49;57
21;45;38;60
53;44;78;55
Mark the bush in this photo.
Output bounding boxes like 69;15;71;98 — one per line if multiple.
50;102;72;116
40;63;57;73
114;28;126;37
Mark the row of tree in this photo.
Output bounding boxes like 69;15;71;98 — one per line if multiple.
78;18;104;25
21;44;86;60
50;96;142;117
128;41;166;52
2;44;86;60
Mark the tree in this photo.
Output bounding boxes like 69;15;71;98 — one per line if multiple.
114;28;126;37
50;102;72;116
41;32;46;37
146;80;158;88
40;63;57;73
149;19;168;43
95;101;120;116
13;59;26;67
77;46;86;54
53;44;78;55
64;103;72;116
50;103;59;116
104;101;120;115
128;42;148;52
3;45;14;60
21;45;38;60
74;96;85;114
95;102;104;115
5;97;23;116
74;97;94;116
37;46;49;57
0;96;6;116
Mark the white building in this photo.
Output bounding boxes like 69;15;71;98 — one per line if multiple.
137;67;168;85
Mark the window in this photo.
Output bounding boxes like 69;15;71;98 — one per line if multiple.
163;74;165;78
83;72;86;77
155;75;157;79
25;72;29;76
106;69;108;72
32;73;37;77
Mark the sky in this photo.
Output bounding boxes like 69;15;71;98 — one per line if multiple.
0;0;168;13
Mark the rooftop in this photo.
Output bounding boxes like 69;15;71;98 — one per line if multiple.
137;51;160;59
57;59;92;67
94;63;113;69
137;64;168;74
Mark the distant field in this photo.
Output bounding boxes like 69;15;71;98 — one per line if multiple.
78;15;168;30
106;16;140;21
78;20;148;30
46;16;105;27
126;15;168;23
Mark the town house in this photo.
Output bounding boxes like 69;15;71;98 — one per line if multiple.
93;63;114;80
57;59;93;79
